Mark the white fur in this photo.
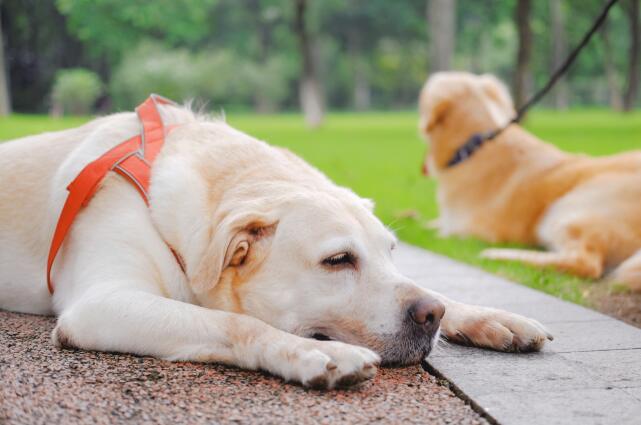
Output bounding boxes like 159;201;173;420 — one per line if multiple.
0;104;551;388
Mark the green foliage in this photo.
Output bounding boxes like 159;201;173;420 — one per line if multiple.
455;0;517;77
3;0;639;111
243;55;297;111
109;43;204;110
56;0;217;62
51;68;103;115
371;39;428;107
109;42;295;110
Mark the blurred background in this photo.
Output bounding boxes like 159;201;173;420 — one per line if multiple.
0;0;639;123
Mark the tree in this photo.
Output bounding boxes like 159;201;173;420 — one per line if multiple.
513;0;532;108
1;0;91;113
294;0;324;127
1;0;635;113
427;0;456;72
316;0;425;110
550;0;568;109
254;0;274;112
0;8;10;115
56;0;216;63
600;19;623;110
623;0;640;111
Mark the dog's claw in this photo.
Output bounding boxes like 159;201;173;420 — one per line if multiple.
298;341;379;389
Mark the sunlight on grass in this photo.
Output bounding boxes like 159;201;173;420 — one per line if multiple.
2;109;640;305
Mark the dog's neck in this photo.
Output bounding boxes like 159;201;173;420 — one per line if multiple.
434;127;574;243
446;131;496;168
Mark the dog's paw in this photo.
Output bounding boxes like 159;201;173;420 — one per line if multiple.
51;319;78;350
444;308;553;352
294;341;380;390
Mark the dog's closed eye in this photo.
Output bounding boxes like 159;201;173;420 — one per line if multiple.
322;252;357;269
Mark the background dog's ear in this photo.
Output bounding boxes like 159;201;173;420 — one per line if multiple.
189;211;278;294
422;98;451;134
480;74;515;114
419;73;452;135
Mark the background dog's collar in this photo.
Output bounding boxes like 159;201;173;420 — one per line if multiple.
446;131;497;168
444;0;619;170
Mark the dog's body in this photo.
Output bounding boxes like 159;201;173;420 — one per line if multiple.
1;103;550;389
420;72;641;291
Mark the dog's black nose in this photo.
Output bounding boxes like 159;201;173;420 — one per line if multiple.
408;297;445;330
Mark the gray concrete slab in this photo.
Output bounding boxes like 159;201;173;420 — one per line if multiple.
395;242;641;425
490;297;610;324
475;388;641;425
623;386;641;403
561;349;641;388
547;320;641;352
428;351;596;397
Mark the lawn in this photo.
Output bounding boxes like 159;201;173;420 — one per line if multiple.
2;110;640;305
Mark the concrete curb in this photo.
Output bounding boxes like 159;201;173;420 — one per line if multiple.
395;243;641;425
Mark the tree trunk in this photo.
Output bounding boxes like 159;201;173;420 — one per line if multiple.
623;0;640;111
549;0;568;109
294;0;324;127
427;0;456;72
0;9;11;116
250;0;275;113
513;0;533;108
353;60;370;111
601;20;623;110
348;31;370;111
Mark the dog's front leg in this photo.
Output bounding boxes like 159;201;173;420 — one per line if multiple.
52;289;379;388
424;290;553;352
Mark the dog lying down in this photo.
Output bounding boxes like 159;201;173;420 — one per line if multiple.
0;99;551;389
420;72;641;292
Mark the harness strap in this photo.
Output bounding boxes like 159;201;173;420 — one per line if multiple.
46;95;180;294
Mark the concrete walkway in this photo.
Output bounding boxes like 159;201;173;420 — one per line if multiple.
395;243;641;425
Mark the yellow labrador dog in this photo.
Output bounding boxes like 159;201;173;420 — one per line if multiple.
0;102;551;389
420;72;641;292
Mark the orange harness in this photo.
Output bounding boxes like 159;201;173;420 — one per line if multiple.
46;95;184;294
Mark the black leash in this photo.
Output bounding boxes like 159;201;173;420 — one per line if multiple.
447;0;621;168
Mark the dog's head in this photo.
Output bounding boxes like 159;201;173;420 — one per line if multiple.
152;131;446;366
190;188;444;365
418;72;514;175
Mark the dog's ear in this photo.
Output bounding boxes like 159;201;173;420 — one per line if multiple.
190;211;278;294
422;98;451;134
480;74;515;115
419;74;453;135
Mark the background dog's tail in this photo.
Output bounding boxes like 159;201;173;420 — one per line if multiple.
480;248;604;281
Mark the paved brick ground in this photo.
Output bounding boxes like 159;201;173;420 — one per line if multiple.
394;243;641;425
0;307;485;424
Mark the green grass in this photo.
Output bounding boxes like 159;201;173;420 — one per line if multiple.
0;114;90;140
2;109;640;305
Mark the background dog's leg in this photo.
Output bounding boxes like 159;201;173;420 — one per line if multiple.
52;288;379;389
481;248;604;279
610;249;641;292
423;289;553;352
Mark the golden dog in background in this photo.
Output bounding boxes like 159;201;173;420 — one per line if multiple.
419;72;641;292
